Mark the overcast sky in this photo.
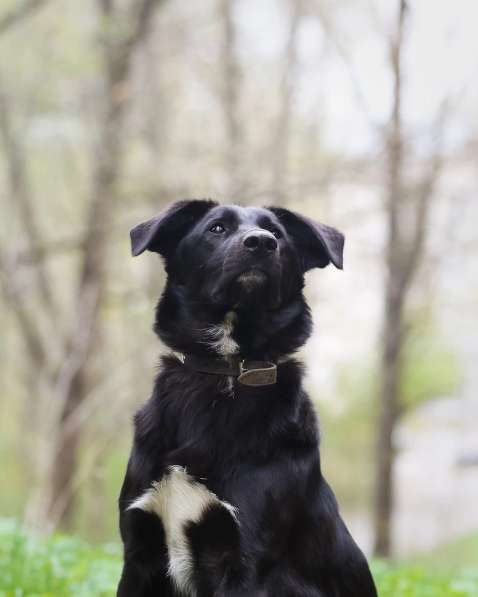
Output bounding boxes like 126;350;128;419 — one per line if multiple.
237;0;478;153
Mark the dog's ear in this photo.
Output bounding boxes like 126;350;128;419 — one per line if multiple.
268;207;344;270
130;199;218;257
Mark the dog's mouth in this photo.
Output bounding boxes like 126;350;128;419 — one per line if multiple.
211;267;281;310
235;268;268;289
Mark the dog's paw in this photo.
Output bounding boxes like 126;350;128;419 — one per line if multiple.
127;466;238;596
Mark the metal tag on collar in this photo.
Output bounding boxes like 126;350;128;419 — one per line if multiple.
237;360;277;387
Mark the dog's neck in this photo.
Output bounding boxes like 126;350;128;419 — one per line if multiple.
154;283;312;361
201;310;239;357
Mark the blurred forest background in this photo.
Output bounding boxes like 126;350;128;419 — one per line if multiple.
1;0;477;570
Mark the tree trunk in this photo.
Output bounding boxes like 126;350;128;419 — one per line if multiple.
373;281;405;556
372;0;407;557
272;0;301;204
220;0;242;199
45;0;163;530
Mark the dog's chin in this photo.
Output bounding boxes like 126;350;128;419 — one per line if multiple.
211;269;281;311
236;269;268;291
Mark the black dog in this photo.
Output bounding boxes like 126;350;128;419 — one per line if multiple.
117;200;377;597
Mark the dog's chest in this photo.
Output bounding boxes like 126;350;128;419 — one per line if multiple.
129;367;321;595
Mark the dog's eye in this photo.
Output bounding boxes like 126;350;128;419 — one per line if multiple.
210;222;225;234
270;228;282;239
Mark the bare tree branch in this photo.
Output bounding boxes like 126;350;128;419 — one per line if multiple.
0;254;47;367
99;0;163;74
400;101;449;288
313;2;381;132
9;237;84;267
220;0;243;199
43;0;167;529
0;0;50;36
129;0;162;50
272;0;302;203
0;87;58;321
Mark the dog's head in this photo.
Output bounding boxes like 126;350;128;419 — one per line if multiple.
131;200;344;357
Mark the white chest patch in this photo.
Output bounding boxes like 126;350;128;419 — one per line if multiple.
203;310;239;356
127;466;237;596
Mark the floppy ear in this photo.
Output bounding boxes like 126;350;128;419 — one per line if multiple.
130;199;218;257
268;207;344;270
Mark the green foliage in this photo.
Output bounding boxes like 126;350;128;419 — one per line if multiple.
0;520;121;597
319;312;461;510
400;316;462;410
1;520;477;597
371;562;478;597
334;311;461;416
406;533;478;576
319;361;376;510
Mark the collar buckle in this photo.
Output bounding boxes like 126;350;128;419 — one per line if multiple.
237;360;277;387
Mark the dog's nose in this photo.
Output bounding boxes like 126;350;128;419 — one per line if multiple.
243;230;278;254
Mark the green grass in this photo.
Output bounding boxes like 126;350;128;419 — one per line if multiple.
371;561;478;597
409;533;478;576
1;519;477;596
0;520;121;597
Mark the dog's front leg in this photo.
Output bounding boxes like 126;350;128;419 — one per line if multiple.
117;505;175;596
124;466;242;597
117;560;175;597
117;563;144;597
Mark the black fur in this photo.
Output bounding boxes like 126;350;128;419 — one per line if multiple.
117;201;377;597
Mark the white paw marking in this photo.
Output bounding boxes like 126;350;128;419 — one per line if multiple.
128;466;237;596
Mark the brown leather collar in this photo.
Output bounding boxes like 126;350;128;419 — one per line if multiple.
177;353;277;387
